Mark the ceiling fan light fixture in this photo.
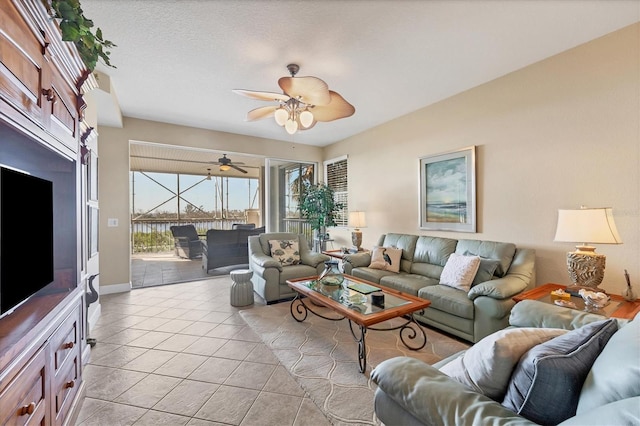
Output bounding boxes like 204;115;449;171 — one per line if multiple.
285;119;298;135
274;107;288;126
299;109;314;128
234;64;355;135
219;164;231;172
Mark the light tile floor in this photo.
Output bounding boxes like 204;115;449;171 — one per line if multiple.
77;277;331;425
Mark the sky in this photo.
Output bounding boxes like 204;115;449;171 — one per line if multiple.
130;172;259;214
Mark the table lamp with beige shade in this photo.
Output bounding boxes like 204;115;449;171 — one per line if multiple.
554;206;622;295
349;211;367;252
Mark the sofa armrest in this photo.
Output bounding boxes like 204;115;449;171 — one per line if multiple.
468;275;528;300
250;253;282;270
342;252;372;269
300;251;330;268
371;357;534;426
468;248;535;300
509;299;626;329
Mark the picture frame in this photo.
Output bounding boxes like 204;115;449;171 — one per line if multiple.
419;146;476;232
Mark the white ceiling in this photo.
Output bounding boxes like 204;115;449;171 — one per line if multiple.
82;0;639;148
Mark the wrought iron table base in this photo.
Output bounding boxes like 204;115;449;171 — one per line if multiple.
289;294;427;373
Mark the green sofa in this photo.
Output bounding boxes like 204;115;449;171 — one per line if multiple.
371;300;639;425
342;233;536;343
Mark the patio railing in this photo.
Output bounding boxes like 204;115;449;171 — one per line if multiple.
131;218;248;253
132;218;315;254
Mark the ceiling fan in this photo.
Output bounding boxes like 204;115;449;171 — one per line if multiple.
210;154;247;174
233;63;355;135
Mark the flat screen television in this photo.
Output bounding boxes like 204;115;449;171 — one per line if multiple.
0;166;54;316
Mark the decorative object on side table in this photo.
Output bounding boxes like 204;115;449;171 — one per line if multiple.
624;269;637;302
513;283;640;320
553;206;622;295
578;288;610;309
348;211;367;252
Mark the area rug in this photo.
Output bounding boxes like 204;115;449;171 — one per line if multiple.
239;300;470;425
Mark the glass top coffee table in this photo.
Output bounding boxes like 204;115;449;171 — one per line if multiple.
286;275;431;373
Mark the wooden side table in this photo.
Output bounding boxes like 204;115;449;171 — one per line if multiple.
513;283;640;320
322;249;370;259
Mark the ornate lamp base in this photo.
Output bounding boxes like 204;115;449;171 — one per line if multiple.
565;249;606;295
351;230;362;251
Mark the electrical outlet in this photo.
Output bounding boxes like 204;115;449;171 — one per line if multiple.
107;218;118;227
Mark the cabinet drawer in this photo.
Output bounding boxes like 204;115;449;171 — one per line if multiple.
52;353;79;425
50;304;80;374
0;345;48;426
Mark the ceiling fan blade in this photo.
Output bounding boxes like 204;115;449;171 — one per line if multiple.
230;164;248;174
232;89;289;102
310;91;355;122
246;106;278;121
278;76;331;106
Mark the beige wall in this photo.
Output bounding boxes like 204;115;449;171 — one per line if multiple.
325;23;640;295
97;119;323;292
97;23;639;295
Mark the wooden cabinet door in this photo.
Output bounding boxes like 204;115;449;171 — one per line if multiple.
46;57;78;149
0;0;47;127
0;0;79;150
0;344;49;426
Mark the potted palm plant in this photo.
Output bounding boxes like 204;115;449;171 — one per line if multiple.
299;182;343;252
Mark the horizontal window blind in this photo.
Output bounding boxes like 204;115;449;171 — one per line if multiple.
325;157;348;227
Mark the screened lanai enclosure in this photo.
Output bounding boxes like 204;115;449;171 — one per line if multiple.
130;171;260;253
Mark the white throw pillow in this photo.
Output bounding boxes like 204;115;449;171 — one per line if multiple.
439;327;568;400
439;253;481;292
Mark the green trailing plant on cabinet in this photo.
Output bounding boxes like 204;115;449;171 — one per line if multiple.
44;0;116;71
299;182;343;236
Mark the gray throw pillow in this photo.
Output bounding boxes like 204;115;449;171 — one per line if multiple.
502;319;618;425
463;250;500;286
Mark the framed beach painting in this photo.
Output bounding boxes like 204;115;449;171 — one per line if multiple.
419;146;476;232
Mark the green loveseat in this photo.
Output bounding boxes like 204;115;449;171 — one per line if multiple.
342;233;536;343
371;300;639;425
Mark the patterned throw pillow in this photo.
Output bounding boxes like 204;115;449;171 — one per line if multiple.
369;246;402;273
439;253;481;292
268;239;300;266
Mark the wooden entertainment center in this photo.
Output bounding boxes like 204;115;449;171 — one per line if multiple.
0;0;96;424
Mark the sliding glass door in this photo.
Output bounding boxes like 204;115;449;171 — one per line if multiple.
265;158;316;242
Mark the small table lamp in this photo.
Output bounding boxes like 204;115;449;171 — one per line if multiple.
554;207;622;294
349;211;367;252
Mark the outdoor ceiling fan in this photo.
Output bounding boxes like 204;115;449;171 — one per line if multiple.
233;64;355;135
210;154;247;174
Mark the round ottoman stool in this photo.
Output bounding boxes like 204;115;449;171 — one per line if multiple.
230;269;254;307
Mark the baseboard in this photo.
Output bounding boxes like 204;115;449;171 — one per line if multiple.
99;282;132;295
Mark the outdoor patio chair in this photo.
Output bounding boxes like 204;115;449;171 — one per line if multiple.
170;224;202;259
